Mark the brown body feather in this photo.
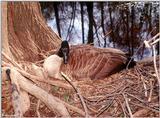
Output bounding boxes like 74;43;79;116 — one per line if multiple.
61;45;128;80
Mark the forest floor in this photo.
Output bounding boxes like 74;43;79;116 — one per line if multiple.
20;56;160;117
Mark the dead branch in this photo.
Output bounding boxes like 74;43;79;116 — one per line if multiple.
96;98;114;117
152;45;160;117
61;72;89;117
144;33;160;117
122;93;133;118
2;61;72;89
3;66;86;116
3;67;70;117
130;102;159;113
148;79;153;102
36;100;41;118
144;32;160;48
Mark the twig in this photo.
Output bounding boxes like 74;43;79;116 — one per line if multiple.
150;38;160;45
96;98;114;117
61;72;89;118
36;100;41;118
130;101;159;113
140;76;147;97
148;79;153;102
144;32;160;46
153;44;160;85
135;68;148;97
152;45;160;117
116;98;127;117
126;93;147;104
122;93;133;118
143;33;160;117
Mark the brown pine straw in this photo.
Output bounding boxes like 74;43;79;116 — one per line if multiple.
61;72;89;117
2;44;160;117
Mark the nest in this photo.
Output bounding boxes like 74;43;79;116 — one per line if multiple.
2;52;160;117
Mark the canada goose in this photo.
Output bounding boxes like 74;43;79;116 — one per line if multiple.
43;41;135;80
43;41;69;79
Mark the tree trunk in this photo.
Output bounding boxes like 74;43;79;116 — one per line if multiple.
108;4;115;47
54;3;61;38
80;2;85;44
7;2;61;62
86;2;94;44
131;5;135;56
126;9;131;55
93;19;100;46
2;2;13;61
100;2;106;47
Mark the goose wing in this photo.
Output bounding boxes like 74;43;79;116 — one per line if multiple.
61;45;128;79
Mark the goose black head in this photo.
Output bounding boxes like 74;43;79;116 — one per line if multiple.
57;40;70;64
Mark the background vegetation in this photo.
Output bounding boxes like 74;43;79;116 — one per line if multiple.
40;1;159;60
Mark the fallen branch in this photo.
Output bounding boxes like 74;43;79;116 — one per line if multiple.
122;93;133;118
61;72;89;117
36;100;41;118
96;98;114;117
3;66;85;116
148;79;153;102
130;101;159;113
144;32;160;48
4;67;70;117
2;67;70;117
144;33;160;117
152;45;160;117
2;61;72;89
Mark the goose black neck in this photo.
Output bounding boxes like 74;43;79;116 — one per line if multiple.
57;40;70;64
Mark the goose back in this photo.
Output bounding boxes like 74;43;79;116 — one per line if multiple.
61;45;128;80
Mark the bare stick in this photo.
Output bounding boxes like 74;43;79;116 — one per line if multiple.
151;38;160;45
152;45;160;117
2;61;72;90
135;68;148;97
122;93;133;118
61;72;89;117
2;53;85;116
96;98;114;117
116;98;127;117
130;101;159;113
8;67;70;117
147;32;160;43
36;100;41;118
148;79;153;102
140;76;147;97
3;65;85;116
